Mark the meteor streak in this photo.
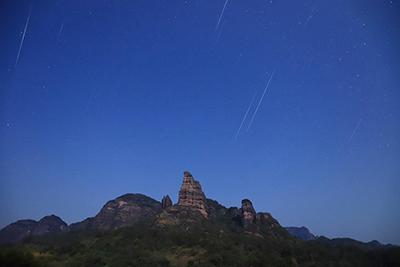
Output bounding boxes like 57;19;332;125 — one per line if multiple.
247;70;276;131
57;23;64;41
215;0;229;32
348;118;362;143
235;91;257;139
15;7;32;68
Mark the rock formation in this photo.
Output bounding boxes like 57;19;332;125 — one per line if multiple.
285;226;316;241
240;199;256;228
161;195;172;209
92;193;162;230
0;171;291;243
177;171;208;217
256;212;288;238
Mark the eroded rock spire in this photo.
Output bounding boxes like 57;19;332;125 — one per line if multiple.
161;195;172;209
241;199;257;229
178;171;208;217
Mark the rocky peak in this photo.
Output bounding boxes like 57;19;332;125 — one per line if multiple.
38;215;67;226
178;171;208;218
161;195;172;209
93;194;162;230
33;215;68;235
0;215;68;244
240;199;256;228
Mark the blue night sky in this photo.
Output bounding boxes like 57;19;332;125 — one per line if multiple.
0;0;399;244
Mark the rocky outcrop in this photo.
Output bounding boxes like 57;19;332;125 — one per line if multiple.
285;226;316;241
177;171;208;218
240;199;256;229
256;212;288;238
32;215;68;236
161;195;172;209
235;199;288;239
92;193;162;230
0;215;67;244
70;194;162;231
0;171;290;243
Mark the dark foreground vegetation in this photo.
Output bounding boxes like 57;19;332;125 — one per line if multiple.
1;221;399;267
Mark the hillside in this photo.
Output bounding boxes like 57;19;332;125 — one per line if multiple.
0;171;399;267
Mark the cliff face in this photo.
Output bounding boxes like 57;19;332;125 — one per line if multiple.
177;171;208;218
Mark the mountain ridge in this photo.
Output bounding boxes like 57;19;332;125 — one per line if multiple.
1;171;399;267
0;171;396;252
0;171;289;244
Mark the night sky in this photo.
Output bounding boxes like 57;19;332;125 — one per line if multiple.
0;0;399;244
